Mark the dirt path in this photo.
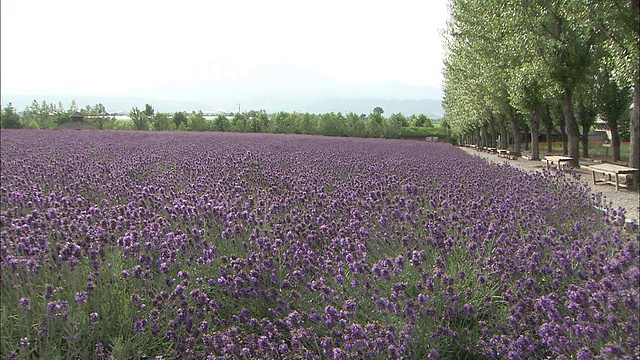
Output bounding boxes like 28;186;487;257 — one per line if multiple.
459;147;639;224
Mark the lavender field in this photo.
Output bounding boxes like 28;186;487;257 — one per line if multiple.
1;130;638;359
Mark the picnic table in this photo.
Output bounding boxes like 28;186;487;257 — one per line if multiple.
543;155;573;168
585;163;639;191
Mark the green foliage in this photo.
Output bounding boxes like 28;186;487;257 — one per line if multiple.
0;99;443;143
382;117;402;138
21;100;58;129
151;112;173;131
372;106;384;115
400;126;447;139
1;103;22;129
213;114;230;132
345;112;365;137
442;0;636;163
297;112;317;135
113;120;134;131
55;112;71;126
411;114;433;128
367;113;385;138
87;116;117;130
144;104;155;117
188;111;209;131
1;249;172;358
172;112;188;129
389;113;409;127
231;113;249;132
618;111;631;142
244;110;267;133
255;110;271;132
129;107;150;131
317;112;346;136
271;111;297;134
584;1;639;88
595;68;632;131
84;103;114;130
4;99;120;130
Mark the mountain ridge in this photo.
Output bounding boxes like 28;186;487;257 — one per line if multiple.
1;63;444;117
1;93;444;118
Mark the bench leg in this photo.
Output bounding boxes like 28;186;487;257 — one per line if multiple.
592;171;596;185
615;174;619;191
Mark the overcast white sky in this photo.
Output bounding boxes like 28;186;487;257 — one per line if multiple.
1;0;449;97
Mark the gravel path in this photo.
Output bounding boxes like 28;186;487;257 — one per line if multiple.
459;147;639;224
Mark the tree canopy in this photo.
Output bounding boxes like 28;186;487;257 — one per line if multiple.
443;0;639;167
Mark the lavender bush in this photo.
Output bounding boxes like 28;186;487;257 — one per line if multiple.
1;130;638;359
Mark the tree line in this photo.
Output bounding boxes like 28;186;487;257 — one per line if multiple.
1;100;448;140
443;0;638;167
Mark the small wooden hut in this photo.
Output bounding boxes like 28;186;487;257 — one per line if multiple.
56;112;97;130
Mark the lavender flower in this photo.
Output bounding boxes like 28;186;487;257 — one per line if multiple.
19;297;30;311
1;130;637;358
75;291;88;305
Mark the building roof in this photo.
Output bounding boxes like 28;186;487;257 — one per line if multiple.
70;112;85;120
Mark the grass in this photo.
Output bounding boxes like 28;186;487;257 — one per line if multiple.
532;141;632;162
1;250;170;359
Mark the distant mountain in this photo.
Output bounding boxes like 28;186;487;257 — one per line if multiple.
303;98;443;118
0;94;213;115
2;94;444;118
1;63;444;117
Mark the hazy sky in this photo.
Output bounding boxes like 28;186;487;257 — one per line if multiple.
1;0;449;97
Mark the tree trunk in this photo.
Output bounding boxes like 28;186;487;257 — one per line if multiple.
542;106;554;154
611;122;621;162
510;113;521;154
530;110;541;161
499;115;508;149
558;121;568;155
581;122;590;158
489;116;497;147
482;123;489;147
563;88;580;167
630;78;639;168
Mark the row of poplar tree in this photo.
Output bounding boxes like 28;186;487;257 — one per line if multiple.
442;0;638;167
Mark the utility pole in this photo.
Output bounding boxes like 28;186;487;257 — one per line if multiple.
237;103;242;114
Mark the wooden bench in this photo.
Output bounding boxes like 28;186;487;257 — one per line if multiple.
584;163;639;191
543;155;573;168
497;149;518;159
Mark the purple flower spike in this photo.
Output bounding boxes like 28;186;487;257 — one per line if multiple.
19;297;31;311
75;291;88;305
